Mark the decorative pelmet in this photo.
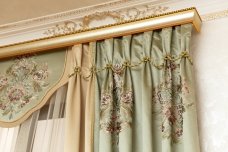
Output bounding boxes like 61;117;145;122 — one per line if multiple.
0;48;71;127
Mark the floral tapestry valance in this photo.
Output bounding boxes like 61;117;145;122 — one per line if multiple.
0;48;70;127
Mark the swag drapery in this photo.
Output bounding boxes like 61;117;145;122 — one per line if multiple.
0;24;200;152
65;24;200;152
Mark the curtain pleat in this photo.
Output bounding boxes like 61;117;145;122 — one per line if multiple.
64;44;93;152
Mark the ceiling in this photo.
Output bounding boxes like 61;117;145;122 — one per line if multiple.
0;0;114;25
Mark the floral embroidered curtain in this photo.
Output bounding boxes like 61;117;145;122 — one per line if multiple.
65;24;200;152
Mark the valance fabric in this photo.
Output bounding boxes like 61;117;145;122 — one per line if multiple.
0;49;69;127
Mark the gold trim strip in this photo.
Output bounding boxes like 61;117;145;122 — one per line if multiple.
0;7;201;59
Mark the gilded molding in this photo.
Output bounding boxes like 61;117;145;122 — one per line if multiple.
82;11;124;28
43;11;125;36
2;0;228;39
43;21;82;36
0;7;197;49
202;10;228;21
42;6;228;37
43;5;170;36
0;7;201;60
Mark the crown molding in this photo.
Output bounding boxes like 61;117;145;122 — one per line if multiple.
42;5;170;37
0;0;173;46
0;8;201;59
1;0;228;46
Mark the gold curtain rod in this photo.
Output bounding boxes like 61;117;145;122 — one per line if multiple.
0;7;201;59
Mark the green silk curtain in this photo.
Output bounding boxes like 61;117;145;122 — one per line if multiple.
91;24;200;152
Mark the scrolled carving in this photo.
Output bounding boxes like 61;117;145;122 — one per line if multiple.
122;5;169;20
43;21;82;36
43;5;170;36
82;11;124;28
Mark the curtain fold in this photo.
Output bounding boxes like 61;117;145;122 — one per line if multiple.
64;44;93;152
92;24;200;152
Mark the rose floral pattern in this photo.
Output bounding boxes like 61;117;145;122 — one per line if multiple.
0;55;49;120
152;61;194;143
100;64;133;147
100;91;133;134
94;25;200;151
99;61;194;146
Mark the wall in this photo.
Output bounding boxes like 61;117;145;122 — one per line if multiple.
192;17;228;152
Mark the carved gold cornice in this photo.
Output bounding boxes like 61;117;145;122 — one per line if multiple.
0;7;202;59
1;0;228;38
0;7;199;48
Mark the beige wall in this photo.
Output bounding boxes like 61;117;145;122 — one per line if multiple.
192;17;228;152
0;0;113;25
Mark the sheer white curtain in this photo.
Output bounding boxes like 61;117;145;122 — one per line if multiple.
0;84;67;152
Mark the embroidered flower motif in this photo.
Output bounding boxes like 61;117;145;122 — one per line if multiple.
0;75;8;90
181;78;190;94
33;70;47;80
157;87;172;104
107;121;122;134
33;63;48;81
0;103;6;111
113;64;123;75
9;57;35;77
175;128;183;137
152;62;194;143
100;64;133;147
166;61;178;71
100;91;133;133
120;91;133;104
164;106;177;125
101;93;112;106
7;85;25;102
0;55;50;119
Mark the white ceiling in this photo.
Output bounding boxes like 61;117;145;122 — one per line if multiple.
0;0;114;25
